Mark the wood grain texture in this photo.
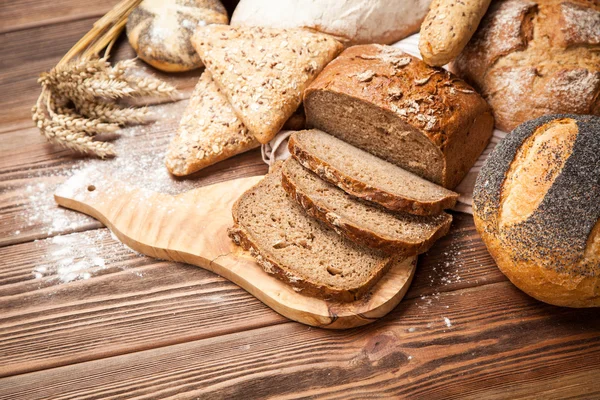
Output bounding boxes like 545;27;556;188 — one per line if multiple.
1;281;598;399
0;212;505;378
53;172;417;329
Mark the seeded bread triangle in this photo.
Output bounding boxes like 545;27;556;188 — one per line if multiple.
192;25;343;144
281;158;452;255
228;162;396;302
288;130;459;216
165;71;259;176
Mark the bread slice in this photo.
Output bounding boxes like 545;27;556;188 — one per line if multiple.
192;25;343;144
281;157;452;254
165;71;259;176
288;130;459;216
228;163;396;302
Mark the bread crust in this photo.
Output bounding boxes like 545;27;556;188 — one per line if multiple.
419;0;492;66
473;114;600;307
126;0;228;72
453;0;600;132
288;133;459;216
304;44;494;189
230;0;431;45
280;161;452;255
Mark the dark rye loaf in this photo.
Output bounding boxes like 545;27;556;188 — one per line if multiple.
281;157;452;255
228;163;400;302
304;44;494;189
288;130;459;216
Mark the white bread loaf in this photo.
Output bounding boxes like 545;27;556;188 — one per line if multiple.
473;114;600;308
230;0;431;45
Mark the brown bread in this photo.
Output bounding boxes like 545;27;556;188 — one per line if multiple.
281;157;452;255
229;163;396;302
288;130;459;216
304;44;494;189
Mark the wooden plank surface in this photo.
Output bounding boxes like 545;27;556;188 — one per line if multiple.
0;213;506;377
1;281;598;399
1;0;599;397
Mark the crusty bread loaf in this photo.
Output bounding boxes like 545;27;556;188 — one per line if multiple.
288;130;459;216
228;163;397;302
281;157;452;255
165;71;259;176
192;25;343;144
419;0;491;66
230;0;432;45
126;0;228;72
473;114;600;308
304;44;494;189
453;0;600;132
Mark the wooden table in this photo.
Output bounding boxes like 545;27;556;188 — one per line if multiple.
1;1;599;398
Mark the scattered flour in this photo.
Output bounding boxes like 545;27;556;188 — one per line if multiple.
30;230;146;284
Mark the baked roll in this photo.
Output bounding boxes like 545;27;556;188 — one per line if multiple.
473;114;600;307
126;0;228;72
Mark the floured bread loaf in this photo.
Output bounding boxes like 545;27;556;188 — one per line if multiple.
288;130;459;216
192;25;343;144
230;0;432;45
229;163;396;302
165;71;259;176
473;114;600;307
453;0;600;131
304;44;494;189
126;0;228;72
281;157;452;255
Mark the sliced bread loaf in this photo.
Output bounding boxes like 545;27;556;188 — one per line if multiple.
288;130;459;216
303;44;494;189
228;163;395;302
281;157;452;255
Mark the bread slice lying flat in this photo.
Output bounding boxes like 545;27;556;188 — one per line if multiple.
281;158;452;255
228;163;397;302
288;130;459;216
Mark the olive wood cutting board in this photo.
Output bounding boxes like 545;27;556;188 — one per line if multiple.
54;170;416;329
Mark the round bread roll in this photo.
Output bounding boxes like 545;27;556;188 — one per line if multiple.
452;0;600;132
473;114;600;308
230;0;431;45
126;0;229;72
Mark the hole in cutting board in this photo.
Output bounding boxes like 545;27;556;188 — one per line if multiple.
87;185;96;192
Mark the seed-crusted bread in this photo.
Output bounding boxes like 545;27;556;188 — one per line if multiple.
304;44;494;189
281;158;452;255
228;163;396;302
192;25;343;144
165;71;259;176
288;130;459;216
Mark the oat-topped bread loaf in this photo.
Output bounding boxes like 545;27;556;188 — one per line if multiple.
473;114;600;307
228;163;397;302
304;44;494;189
126;0;228;72
192;25;343;144
281;158;452;255
453;0;600;132
288;130;459;216
165;71;259;176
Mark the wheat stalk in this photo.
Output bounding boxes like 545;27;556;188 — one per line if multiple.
32;0;178;158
